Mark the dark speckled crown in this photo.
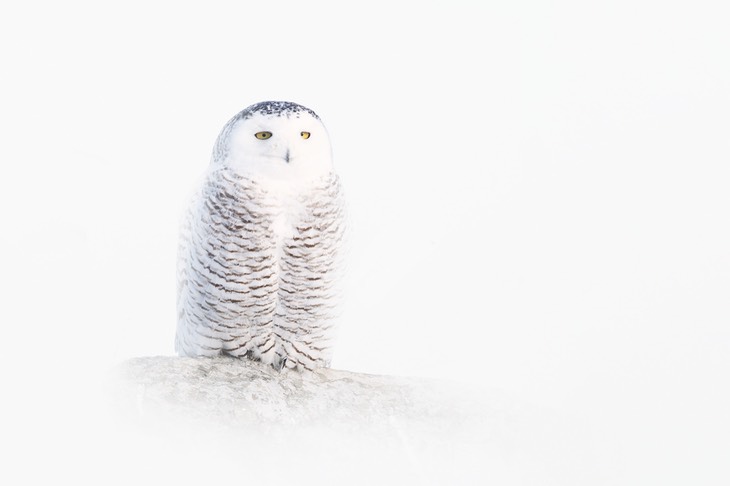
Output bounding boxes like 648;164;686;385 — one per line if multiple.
241;101;320;120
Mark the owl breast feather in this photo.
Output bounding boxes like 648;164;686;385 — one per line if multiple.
175;168;345;371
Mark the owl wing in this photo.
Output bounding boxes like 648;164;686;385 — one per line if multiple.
175;186;211;356
275;173;346;370
176;170;281;359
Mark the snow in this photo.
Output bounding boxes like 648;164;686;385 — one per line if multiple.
109;356;590;485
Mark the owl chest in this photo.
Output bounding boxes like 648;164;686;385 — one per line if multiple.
206;193;307;263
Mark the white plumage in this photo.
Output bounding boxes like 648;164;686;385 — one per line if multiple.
176;101;345;371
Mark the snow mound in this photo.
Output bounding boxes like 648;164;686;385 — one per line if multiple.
115;356;492;428
109;356;589;485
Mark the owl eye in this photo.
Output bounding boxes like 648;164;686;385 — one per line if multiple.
255;131;272;140
300;131;311;139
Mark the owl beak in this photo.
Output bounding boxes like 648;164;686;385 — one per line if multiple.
284;149;291;164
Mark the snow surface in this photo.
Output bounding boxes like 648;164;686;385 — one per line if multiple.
109;356;590;485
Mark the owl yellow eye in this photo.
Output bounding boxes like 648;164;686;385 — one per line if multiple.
300;131;311;139
255;131;272;140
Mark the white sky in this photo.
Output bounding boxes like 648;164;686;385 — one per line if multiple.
1;1;728;483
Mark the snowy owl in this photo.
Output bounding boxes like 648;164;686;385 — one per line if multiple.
176;101;346;371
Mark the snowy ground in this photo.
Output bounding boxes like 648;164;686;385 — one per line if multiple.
109;356;591;486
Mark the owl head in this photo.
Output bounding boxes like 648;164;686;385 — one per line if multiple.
212;101;334;183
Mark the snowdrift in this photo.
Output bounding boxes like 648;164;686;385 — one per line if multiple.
109;356;589;485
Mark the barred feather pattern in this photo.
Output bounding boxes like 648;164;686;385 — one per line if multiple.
175;168;345;371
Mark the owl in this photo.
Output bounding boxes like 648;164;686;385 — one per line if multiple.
175;101;346;371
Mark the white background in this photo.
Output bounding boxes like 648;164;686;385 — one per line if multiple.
2;1;728;484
